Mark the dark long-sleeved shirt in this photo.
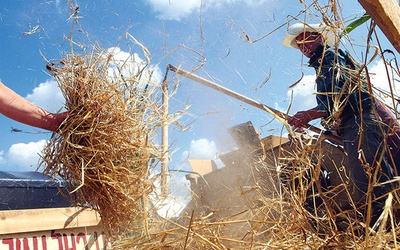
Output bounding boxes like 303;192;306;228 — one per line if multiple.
309;45;372;123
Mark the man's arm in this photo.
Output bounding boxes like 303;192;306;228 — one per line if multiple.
0;81;67;132
288;107;327;128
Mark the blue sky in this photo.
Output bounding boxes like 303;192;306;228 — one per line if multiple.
0;0;397;214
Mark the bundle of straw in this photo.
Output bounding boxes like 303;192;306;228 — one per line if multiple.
40;50;161;236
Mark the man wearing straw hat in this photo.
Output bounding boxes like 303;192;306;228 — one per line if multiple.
282;22;394;227
0;81;67;132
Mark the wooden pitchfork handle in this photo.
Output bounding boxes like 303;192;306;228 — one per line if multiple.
167;64;343;144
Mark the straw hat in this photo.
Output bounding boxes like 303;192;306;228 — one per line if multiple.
282;23;337;49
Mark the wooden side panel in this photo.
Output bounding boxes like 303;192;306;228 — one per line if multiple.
0;207;101;235
0;207;106;250
0;226;107;250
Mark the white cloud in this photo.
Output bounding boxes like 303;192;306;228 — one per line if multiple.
145;0;270;21
25;79;65;113
106;46;162;87
145;0;201;21
286;74;317;114
369;59;400;108
0;151;5;165
286;58;400;115
1;140;47;171
182;138;218;160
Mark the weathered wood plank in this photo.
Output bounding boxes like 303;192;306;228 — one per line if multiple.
358;0;400;53
0;207;101;235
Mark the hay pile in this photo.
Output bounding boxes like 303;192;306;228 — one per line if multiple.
110;134;400;249
40;49;161;236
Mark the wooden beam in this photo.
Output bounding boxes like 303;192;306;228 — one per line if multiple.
358;0;400;53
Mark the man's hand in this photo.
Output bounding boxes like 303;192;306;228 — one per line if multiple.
288;111;313;128
287;107;327;128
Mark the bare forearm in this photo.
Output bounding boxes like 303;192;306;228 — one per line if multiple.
0;82;66;132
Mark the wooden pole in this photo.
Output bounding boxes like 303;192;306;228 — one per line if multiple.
358;0;400;54
161;77;169;197
167;64;323;135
